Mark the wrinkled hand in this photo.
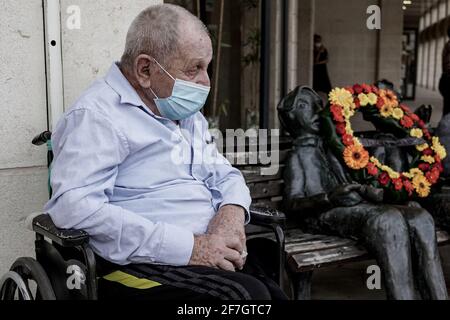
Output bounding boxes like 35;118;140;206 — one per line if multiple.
329;183;363;207
205;205;247;270
189;233;245;272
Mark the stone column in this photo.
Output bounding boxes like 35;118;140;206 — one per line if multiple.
296;0;315;88
376;0;404;89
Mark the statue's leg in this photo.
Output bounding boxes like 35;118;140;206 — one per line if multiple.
394;205;448;300
317;204;416;300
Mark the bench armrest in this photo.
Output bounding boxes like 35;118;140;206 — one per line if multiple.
32;214;90;247
249;206;286;227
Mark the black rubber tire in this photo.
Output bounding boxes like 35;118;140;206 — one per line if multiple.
1;257;56;300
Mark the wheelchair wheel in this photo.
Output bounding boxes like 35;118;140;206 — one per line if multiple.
0;257;56;300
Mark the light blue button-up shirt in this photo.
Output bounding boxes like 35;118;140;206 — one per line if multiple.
44;63;251;267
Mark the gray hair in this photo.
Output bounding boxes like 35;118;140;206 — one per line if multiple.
120;4;209;71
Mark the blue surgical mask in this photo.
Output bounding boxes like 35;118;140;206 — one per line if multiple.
150;59;210;121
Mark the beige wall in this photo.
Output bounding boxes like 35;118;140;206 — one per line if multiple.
0;0;162;276
61;0;163;108
0;0;49;276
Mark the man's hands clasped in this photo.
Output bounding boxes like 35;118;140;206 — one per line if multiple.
189;205;247;272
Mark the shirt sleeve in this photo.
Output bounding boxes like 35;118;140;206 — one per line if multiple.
198;115;252;224
44;108;194;266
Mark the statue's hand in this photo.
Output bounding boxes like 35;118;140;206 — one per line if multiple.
359;185;384;203
329;184;363;207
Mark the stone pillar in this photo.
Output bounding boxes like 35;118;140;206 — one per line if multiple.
296;0;315;88
376;0;404;89
268;0;283;129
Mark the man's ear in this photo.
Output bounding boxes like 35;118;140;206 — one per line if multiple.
134;54;156;89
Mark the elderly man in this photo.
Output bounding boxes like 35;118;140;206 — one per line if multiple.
44;4;286;300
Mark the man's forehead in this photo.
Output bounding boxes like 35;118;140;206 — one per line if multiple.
180;37;212;62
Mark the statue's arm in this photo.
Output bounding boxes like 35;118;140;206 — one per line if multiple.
283;154;333;217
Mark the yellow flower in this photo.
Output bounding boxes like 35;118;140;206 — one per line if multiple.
358;93;370;107
380;105;393;118
381;165;400;179
403;172;414;179
432;137;447;159
329;88;354;109
392;108;404;120
409;168;423;177
412;174;431;198
421;155;435;164
343;106;355;119
345;120;354;135
410;128;423;139
370;157;382;168
367;93;378;105
416;143;429;152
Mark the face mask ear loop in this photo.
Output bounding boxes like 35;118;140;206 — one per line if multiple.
149;87;159;99
152;58;176;81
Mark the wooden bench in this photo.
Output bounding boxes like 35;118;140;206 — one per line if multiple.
230;136;450;300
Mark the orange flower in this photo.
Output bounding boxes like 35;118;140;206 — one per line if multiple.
343;145;370;170
380;89;398;108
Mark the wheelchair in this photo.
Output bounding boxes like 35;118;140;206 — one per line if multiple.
0;131;286;300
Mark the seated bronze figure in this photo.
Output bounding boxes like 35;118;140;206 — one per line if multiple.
278;86;448;300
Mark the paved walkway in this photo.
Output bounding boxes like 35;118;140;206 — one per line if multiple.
311;245;450;300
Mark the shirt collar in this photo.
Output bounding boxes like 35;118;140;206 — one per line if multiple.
105;62;147;108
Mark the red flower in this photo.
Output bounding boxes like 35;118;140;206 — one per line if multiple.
371;85;379;94
403;179;414;196
345;86;355;95
342;134;354;146
400;116;414;129
423;148;434;156
353;84;363;94
367;162;379;176
354;98;361;109
361;83;372;94
410;114;420;122
434;162;444;173
392;178;404;191
330;104;345;123
418;163;431;172
376;97;385;109
378;172;391;186
399;104;412;113
426;168;440;184
424;131;432;140
418;120;426;129
336;123;347;136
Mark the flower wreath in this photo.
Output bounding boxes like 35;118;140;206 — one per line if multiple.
326;83;447;199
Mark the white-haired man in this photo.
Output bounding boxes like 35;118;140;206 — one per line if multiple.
44;4;287;300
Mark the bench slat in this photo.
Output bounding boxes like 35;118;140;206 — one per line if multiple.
289;245;369;272
248;180;284;199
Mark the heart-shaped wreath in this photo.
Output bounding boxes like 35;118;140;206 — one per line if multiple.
324;83;447;199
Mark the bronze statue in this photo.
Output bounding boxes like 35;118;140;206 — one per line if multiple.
278;86;448;300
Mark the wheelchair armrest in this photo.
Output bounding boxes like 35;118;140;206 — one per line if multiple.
32;214;90;247
249;206;286;227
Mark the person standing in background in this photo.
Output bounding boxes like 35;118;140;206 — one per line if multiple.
439;26;450;117
313;34;332;100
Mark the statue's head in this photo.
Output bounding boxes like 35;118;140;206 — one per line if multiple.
277;86;324;138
